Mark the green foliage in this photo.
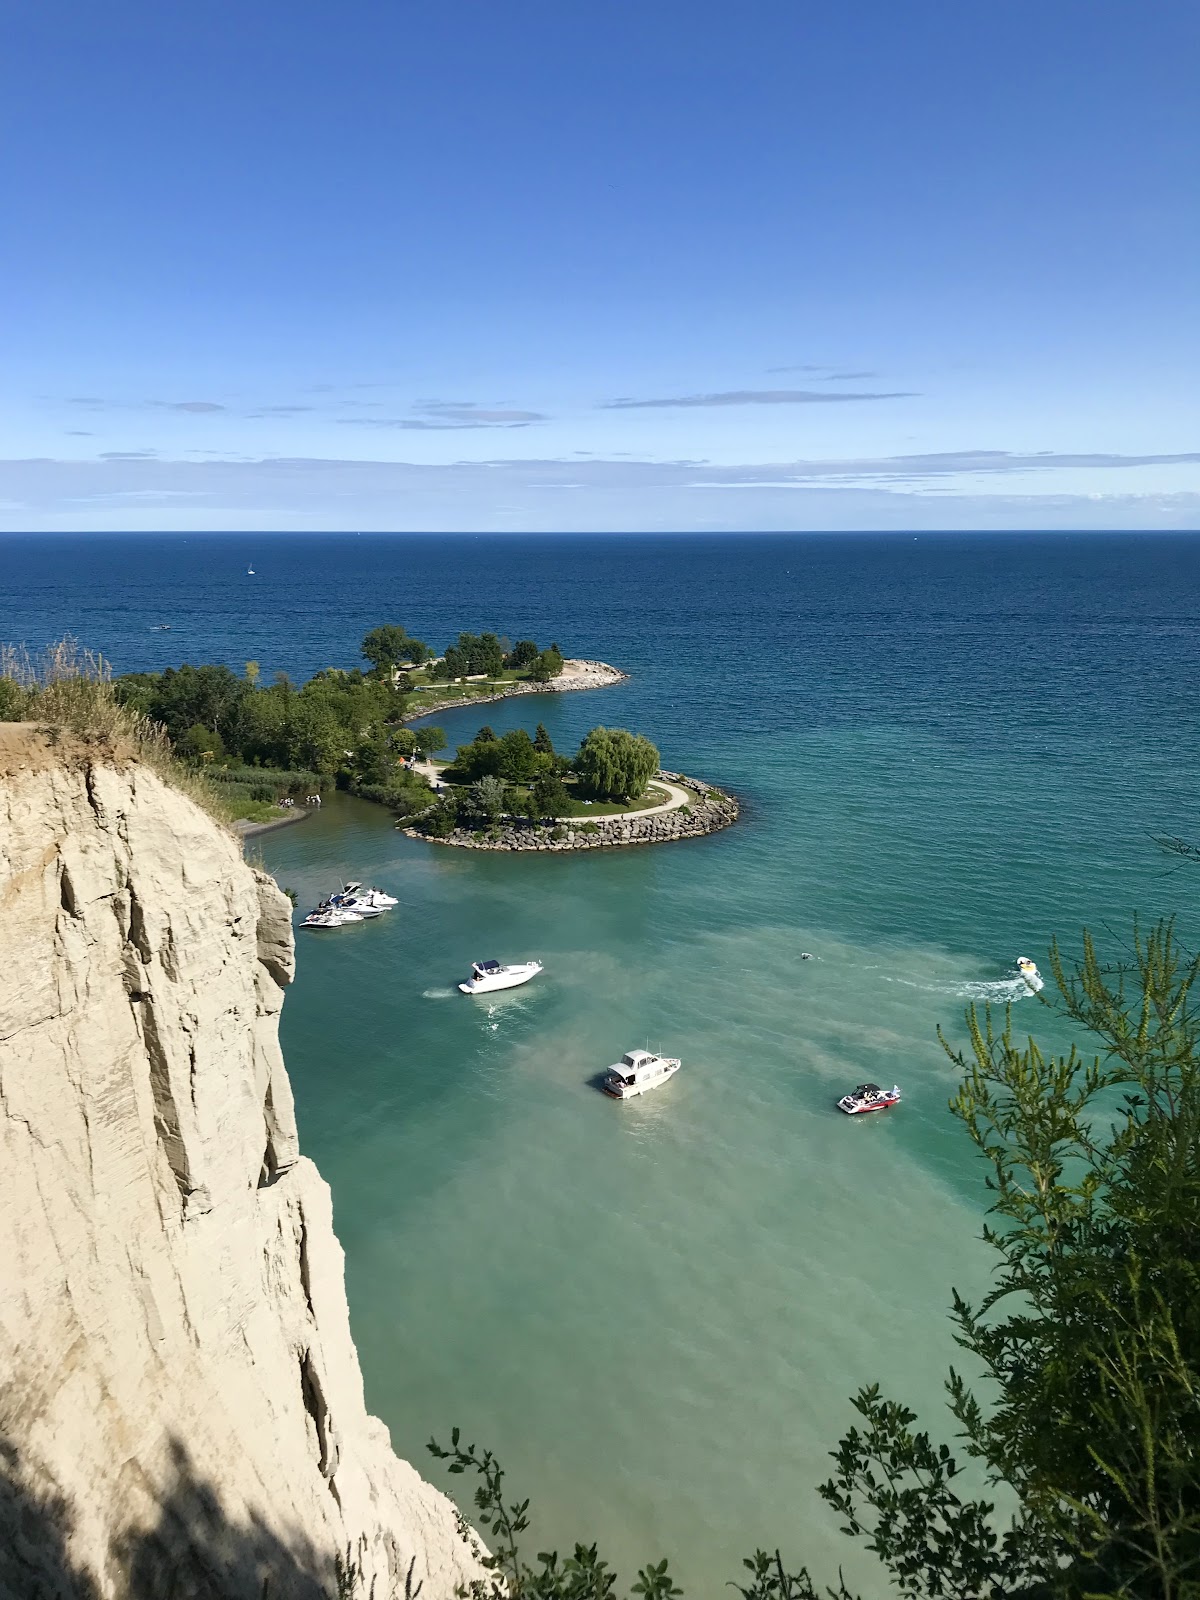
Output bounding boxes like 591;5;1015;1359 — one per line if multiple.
178;723;226;760
467;775;507;823
429;1431;682;1600
361;624;429;672
436;632;506;680
496;728;539;783
574;727;659;802
110;660;408;780
413;725;447;759
506;640;540;670
113;662;249;744
530;647;565;683
811;919;1200;1600
451;728;545;785
529;770;571;820
418;797;460;838
533;723;555;755
476;725;497;743
0;674;25;719
354;773;433;817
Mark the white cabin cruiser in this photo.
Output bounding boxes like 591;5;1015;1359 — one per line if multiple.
340;882;398;909
837;1082;901;1115
1016;956;1043;990
458;959;543;995
301;904;363;929
602;1049;681;1100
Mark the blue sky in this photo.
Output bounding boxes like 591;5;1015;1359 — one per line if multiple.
3;0;1198;531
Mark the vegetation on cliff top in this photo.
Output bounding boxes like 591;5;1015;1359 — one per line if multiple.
431;921;1200;1600
0;627;574;824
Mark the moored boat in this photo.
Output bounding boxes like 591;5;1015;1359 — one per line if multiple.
458;959;543;995
837;1082;901;1115
301;904;363;928
340;882;398;909
602;1049;681;1100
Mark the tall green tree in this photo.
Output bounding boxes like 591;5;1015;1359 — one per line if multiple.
574;727;659;802
533;723;555;755
467;775;507;822
506;640;540;670
529;769;571;819
531;646;565;683
360;624;427;674
495;728;539;783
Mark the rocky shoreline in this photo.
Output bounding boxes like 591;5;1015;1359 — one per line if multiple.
403;770;738;851
401;657;627;722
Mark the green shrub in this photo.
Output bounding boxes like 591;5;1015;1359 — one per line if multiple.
419;799;460;838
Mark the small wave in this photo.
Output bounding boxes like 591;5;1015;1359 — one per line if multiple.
421;987;458;1000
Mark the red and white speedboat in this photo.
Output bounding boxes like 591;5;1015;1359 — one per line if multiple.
837;1082;901;1115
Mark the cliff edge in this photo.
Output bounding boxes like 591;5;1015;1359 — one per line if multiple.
0;726;476;1600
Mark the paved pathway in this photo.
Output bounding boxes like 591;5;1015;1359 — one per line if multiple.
409;764;689;821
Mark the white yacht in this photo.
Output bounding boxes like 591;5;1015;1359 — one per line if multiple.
458;959;543;995
1016;956;1043;990
340;882;398;909
602;1049;681;1100
301;905;363;929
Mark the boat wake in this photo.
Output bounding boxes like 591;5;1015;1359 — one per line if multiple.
885;974;1041;1002
421;987;457;1000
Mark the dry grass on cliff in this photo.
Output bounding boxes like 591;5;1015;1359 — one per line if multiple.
0;639;233;825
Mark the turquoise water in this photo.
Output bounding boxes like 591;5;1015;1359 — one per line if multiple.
6;531;1200;1588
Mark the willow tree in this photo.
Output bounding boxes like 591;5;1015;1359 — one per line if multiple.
574;727;659;802
432;923;1200;1600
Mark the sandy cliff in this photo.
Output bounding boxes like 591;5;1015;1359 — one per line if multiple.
0;727;476;1600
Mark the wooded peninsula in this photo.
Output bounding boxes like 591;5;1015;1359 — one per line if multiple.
97;625;734;846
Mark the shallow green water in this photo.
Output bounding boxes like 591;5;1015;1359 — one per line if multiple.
261;713;1193;1591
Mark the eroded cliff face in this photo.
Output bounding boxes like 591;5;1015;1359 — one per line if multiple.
0;728;476;1600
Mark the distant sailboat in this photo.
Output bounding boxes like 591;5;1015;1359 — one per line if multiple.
247;563;256;575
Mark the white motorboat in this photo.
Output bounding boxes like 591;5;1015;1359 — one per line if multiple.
458;959;543;995
837;1082;901;1115
336;899;383;918
340;882;398;909
301;904;363;929
1016;956;1043;990
602;1049;681;1100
